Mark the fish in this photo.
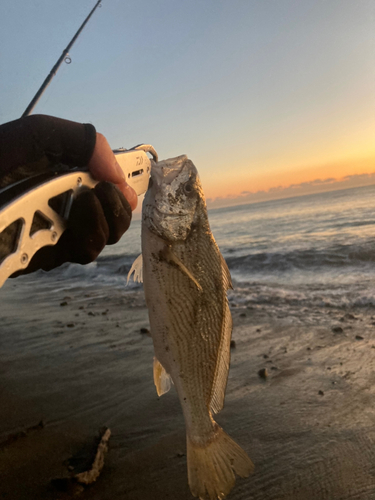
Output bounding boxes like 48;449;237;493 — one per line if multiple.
128;155;253;500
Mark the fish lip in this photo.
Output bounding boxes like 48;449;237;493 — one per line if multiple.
151;155;188;186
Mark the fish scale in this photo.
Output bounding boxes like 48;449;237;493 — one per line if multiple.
156;236;224;405
136;155;253;500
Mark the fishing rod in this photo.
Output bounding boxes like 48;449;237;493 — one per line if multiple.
0;0;160;287
22;0;102;117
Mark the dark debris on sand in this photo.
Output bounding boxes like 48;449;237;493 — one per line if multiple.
258;368;268;379
0;420;45;449
52;427;111;496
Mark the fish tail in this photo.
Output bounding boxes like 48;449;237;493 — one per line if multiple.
187;426;254;500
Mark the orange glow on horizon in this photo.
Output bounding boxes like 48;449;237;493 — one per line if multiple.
201;154;375;201
133;154;375;214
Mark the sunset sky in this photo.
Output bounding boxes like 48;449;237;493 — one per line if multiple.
0;0;374;210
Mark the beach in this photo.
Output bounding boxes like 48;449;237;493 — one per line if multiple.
1;185;375;499
1;271;375;499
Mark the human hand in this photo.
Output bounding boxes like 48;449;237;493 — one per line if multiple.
22;133;138;272
88;132;138;211
0;115;138;274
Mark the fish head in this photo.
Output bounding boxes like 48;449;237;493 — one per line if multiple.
143;155;205;242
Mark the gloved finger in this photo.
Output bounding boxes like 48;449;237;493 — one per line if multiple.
115;180;138;211
66;188;110;264
94;181;132;245
12;188;110;275
10;243;65;276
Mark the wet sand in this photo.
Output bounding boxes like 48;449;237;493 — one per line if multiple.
0;275;375;500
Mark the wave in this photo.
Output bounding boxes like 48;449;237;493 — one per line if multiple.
25;239;375;294
223;242;375;274
15;246;375;311
48;242;375;286
229;279;375;309
21;253;143;290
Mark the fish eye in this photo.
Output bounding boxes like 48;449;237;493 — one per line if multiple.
183;182;193;194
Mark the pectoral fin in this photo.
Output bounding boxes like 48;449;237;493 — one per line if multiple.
160;246;202;291
153;357;172;396
127;254;143;284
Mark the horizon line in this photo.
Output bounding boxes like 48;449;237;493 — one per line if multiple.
205;170;375;210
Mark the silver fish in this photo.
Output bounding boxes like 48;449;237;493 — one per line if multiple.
129;155;253;500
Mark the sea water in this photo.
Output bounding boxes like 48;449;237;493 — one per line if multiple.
209;184;375;310
13;184;375;311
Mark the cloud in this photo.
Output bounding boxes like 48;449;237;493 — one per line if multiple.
269;185;283;193
288;178;336;189
301;177;335;186
207;170;375;209
343;172;375;181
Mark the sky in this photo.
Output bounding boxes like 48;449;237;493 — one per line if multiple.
0;0;374;211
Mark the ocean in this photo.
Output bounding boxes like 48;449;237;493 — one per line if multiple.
6;183;375;317
20;183;375;310
2;184;375;500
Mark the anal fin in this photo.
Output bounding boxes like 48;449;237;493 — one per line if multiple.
153;357;172;396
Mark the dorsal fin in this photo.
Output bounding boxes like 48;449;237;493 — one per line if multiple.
220;253;233;290
209;255;233;413
209;301;232;414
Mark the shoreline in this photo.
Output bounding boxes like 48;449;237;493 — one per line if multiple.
0;276;375;499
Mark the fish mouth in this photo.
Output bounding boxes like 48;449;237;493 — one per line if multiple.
152;155;188;186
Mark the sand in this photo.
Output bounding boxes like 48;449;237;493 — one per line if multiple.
0;274;375;500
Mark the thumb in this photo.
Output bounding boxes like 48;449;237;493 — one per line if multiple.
88;132;137;211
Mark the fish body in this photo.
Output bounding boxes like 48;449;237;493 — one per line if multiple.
140;155;253;500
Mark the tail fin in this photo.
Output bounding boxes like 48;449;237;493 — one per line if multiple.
187;426;254;500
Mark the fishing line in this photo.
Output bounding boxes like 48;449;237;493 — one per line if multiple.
22;0;102;117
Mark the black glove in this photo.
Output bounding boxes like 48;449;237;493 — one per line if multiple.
14;181;132;275
0;115;134;275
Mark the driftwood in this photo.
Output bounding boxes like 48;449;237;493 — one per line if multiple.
51;427;111;495
74;427;111;485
